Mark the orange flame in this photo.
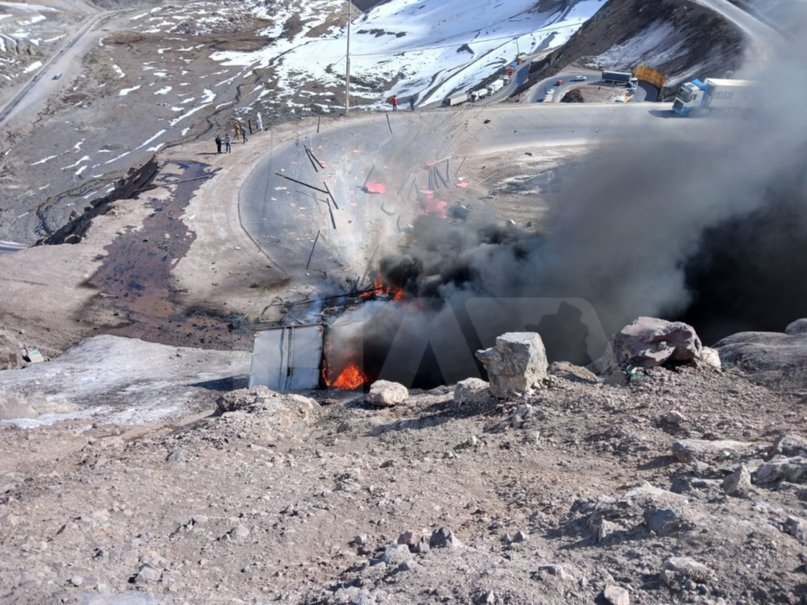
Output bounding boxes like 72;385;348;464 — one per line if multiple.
327;361;368;390
359;277;406;302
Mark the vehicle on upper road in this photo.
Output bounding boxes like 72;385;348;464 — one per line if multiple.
672;78;757;116
555;79;565;86
571;75;587;82
601;70;638;87
445;92;469;106
487;78;505;95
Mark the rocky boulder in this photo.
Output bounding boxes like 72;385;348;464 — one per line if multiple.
785;318;807;335
476;332;548;398
715;327;807;390
611;317;704;369
367;380;408;407
453;378;493;405
213;387;319;443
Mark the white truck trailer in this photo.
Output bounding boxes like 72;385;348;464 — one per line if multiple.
672;78;757;116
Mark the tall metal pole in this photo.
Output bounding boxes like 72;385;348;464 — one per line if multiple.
345;1;351;114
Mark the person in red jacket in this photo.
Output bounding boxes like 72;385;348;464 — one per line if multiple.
390;95;398;111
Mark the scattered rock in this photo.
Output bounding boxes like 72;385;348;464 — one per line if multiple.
476;332;548;398
380;543;411;566
133;563;162;584
216;385;275;414
547;361;598;384
511;529;528;543
697;346;722;370
672;439;755;463
661;410;688;429
660;556;712;587
215;387;319;426
611;317;702;369
784;516;806;545
510;403;535;429
722;464;753;497
413;539;430;555
602;585;630;605
397;531;416;547
454;435;479;451
644;507;687;536
453;378;493;404
429;527;460;549
165;449;186;463
228;524;250;541
534;564;566;580
367;380;408;407
753;457;806;484
768;433;807;458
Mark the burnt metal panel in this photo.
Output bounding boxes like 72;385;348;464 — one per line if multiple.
249;325;324;391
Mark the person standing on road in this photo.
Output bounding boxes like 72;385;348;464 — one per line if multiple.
409;96;415;111
224;133;231;153
215;134;222;154
241;123;248;144
390;95;398;111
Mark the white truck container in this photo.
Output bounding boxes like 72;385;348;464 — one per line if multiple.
446;92;469;106
672;78;757;116
486;78;505;95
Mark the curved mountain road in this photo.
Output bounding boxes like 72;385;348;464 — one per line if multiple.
239;103;707;284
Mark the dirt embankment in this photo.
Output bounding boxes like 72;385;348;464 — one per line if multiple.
0;362;804;604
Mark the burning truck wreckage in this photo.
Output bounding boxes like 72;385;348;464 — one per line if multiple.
249;152;609;394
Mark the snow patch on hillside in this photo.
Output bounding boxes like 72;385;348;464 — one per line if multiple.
213;0;606;107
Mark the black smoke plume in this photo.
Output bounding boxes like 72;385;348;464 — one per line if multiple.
328;7;807;387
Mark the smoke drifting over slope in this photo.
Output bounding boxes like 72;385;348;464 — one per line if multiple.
330;7;807;387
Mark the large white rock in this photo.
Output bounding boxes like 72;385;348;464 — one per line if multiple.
475;332;548;399
367;380;409;407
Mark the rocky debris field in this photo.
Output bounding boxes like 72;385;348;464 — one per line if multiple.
0;321;805;604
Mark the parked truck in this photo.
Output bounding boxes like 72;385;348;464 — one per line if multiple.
601;70;638;87
445;92;469;107
486;78;505;95
672;78;756;116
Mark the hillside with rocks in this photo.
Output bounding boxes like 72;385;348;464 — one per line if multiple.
0;321;805;604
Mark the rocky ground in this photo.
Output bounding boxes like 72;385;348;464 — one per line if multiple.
0;343;805;604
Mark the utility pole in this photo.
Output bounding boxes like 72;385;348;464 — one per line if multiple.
345;1;351;114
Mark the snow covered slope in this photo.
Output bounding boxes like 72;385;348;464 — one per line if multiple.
214;0;606;108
